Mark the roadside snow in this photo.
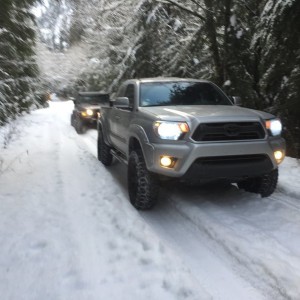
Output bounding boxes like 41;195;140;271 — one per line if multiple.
0;102;209;300
1;101;300;300
278;157;300;198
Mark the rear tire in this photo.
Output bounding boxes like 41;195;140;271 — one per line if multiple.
128;149;159;210
97;129;113;166
237;168;278;197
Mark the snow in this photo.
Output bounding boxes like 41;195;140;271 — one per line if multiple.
36;42;88;90
1;101;300;299
224;80;231;86
236;29;243;39
230;15;237;27
173;19;182;31
193;58;200;65
278;157;300;198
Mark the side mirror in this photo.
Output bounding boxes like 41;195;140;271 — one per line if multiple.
232;96;242;106
114;97;130;108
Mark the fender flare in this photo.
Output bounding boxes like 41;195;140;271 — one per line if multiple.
127;124;155;168
97;119;110;145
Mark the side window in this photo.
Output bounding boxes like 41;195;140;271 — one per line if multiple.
124;84;135;109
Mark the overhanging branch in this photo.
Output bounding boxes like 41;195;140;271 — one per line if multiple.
156;0;206;21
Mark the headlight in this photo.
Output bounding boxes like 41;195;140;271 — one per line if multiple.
265;119;282;136
153;121;189;140
81;109;94;117
86;109;93;116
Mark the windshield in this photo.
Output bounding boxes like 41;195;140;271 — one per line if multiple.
140;82;232;107
78;94;109;104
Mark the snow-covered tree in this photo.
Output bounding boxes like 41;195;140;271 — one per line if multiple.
253;0;300;157
0;0;43;125
32;0;300;157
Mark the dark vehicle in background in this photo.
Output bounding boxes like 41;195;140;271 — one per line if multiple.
71;92;109;134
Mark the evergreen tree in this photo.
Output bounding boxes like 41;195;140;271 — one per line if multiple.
0;0;42;125
33;0;300;156
254;0;300;156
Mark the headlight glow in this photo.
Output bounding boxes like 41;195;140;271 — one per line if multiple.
160;156;173;168
154;121;190;140
266;119;282;136
86;109;93;116
274;150;284;163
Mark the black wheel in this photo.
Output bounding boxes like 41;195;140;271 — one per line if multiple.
128;149;159;210
75;118;86;134
237;168;278;197
97;129;113;166
70;114;74;127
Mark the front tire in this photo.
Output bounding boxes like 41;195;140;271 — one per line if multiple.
97;129;113;166
128;149;159;210
70;113;75;127
75;118;86;134
237;168;278;197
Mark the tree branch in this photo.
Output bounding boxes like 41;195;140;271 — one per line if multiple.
156;0;206;21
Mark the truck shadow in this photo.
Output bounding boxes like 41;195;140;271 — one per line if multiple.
106;159;260;211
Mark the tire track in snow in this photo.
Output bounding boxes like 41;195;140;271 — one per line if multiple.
53;103;210;300
165;185;300;300
77;129;272;299
270;192;300;212
74;122;300;300
55;115;109;299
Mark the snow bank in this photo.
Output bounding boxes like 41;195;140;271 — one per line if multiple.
0;102;210;300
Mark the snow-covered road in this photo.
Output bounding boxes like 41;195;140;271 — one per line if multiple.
0;101;300;300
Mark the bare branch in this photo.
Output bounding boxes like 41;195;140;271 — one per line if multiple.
189;0;214;14
156;0;206;21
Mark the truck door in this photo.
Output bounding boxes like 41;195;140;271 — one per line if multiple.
107;84;126;149
115;83;135;154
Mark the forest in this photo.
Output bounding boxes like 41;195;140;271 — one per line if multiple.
0;0;299;157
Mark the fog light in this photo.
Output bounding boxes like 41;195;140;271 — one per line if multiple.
160;156;176;168
274;150;284;163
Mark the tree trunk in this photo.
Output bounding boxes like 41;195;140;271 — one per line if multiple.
203;0;223;85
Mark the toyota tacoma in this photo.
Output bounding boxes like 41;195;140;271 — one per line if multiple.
97;78;285;209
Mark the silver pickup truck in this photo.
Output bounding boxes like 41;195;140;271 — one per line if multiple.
97;78;285;210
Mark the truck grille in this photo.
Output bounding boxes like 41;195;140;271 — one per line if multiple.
183;154;273;179
192;122;265;142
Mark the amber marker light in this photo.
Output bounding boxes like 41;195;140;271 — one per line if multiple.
265;120;271;130
179;122;190;133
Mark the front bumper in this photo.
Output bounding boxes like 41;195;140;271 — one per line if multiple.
80;116;98;124
143;137;286;179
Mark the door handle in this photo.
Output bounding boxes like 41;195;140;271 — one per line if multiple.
115;115;120;120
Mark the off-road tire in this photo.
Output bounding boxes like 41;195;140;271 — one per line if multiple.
237;168;278;197
97;129;113;166
128;149;159;210
70;114;74;127
75;118;86;134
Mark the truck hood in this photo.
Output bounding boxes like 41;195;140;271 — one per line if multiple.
139;105;274;123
